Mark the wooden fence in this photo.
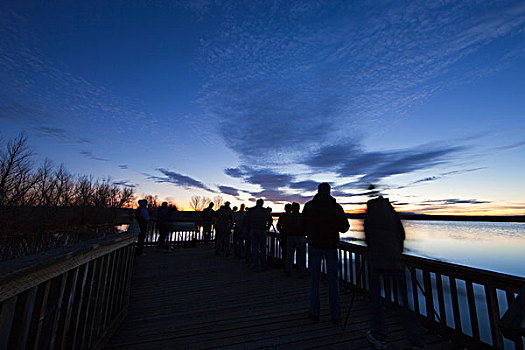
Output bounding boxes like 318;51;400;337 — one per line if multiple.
0;227;138;350
143;221;208;245
267;232;524;350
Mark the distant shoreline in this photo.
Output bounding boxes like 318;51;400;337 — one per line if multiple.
345;213;525;223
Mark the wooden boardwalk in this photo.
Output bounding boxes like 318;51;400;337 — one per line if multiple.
106;246;458;350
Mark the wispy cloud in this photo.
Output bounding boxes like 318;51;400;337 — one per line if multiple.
0;8;154;143
31;126;67;138
148;168;215;192
217;185;241;197
79;151;110;162
196;1;525;189
113;180;136;188
420;198;491;205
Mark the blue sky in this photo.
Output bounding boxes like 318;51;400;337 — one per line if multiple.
1;1;524;214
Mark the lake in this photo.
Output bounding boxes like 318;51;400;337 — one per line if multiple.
340;219;525;278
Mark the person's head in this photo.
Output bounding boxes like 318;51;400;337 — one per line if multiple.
240;203;245;211
208;202;214;209
232;206;238;212
138;199;147;207
161;201;168;207
225;201;231;208
284;203;292;213
256;198;264;207
317;182;331;194
291;202;300;213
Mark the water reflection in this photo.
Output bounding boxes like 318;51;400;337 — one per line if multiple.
340;219;525;277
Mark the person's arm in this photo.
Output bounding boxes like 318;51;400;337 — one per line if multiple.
141;207;150;221
277;216;284;233
337;205;350;233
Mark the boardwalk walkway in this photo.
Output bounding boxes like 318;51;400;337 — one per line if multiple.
107;246;457;349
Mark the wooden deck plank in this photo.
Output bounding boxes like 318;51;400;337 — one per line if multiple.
107;246;456;349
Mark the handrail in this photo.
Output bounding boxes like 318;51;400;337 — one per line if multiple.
266;232;524;349
0;227;138;349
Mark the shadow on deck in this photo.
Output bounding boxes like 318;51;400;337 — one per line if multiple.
106;246;457;350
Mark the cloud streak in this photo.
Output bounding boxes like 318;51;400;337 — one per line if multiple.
196;1;525;165
149;168;215;192
79;151;110;162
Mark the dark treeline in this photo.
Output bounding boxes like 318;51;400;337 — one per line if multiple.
0;134;134;208
0;134;136;261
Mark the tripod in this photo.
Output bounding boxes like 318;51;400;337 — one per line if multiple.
343;263;366;330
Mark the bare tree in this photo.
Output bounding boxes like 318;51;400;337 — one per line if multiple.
190;195;206;211
74;175;94;207
0;133;33;206
213;195;224;210
142;194;159;209
202;196;212;209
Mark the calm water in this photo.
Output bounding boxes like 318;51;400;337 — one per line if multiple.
340;219;525;278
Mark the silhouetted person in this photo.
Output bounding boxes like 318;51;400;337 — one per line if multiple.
301;183;349;324
364;190;426;349
157;201;169;249
247;199;272;271
285;202;306;278
201;202;215;244
277;203;292;271
135;199;150;256
215;202;234;256
233;204;247;258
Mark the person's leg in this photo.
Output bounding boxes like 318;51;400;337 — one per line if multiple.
223;228;231;256
297;236;307;276
203;223;210;243
326;249;341;320
251;229;259;270
394;269;426;347
309;246;322;318
368;268;387;341
136;224;146;256
260;230;267;270
285;236;295;274
215;227;223;255
244;228;252;264
281;235;287;270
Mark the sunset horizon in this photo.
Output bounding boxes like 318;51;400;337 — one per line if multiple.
2;1;524;217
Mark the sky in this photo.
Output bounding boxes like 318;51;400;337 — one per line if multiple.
1;0;525;214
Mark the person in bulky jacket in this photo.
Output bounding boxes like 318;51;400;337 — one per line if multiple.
215;202;234;256
201;202;215;244
301;183;349;324
284;202;306;278
364;192;426;349
247;199;272;271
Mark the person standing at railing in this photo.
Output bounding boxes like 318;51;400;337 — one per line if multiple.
233;204;247;258
201;202;215;244
284;202;306;278
277;203;292;272
157;201;170;249
215;202;234;256
301;182;349;324
247;199;273;272
364;190;426;349
135;199;150;256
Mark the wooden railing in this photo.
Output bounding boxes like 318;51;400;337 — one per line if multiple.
266;232;525;349
143;221;207;245
0;227;138;350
